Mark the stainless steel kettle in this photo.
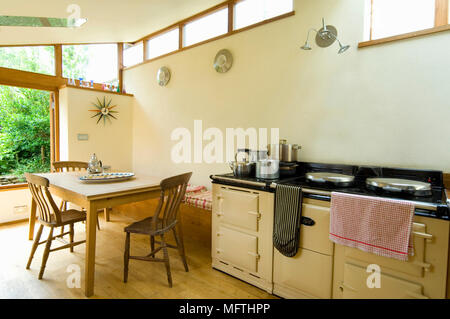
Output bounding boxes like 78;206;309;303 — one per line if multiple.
88;153;103;174
229;151;255;177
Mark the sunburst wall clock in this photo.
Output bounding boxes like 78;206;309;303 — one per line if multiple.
89;97;118;125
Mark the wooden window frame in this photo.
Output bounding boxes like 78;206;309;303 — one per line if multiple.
0;42;130;191
124;0;295;70
60;43;122;91
143;26;181;61
123;41;144;69
359;0;450;48
0;84;59;191
0;43;127;94
181;5;229;48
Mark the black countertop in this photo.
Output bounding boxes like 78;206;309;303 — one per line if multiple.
211;162;450;221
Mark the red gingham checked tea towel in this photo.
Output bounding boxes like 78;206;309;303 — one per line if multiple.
329;192;415;261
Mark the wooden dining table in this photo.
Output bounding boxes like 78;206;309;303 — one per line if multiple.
28;171;163;297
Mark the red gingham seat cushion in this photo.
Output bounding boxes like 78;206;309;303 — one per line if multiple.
183;187;212;211
185;184;207;195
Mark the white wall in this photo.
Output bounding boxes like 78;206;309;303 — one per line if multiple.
1;0;449;222
0;87;134;223
123;0;450;187
0;189;31;224
59;87;134;171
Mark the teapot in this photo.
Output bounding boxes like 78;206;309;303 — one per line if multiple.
88;153;103;174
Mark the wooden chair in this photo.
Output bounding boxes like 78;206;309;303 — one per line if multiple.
123;172;192;287
25;173;86;279
52;161;105;230
52;161;89;173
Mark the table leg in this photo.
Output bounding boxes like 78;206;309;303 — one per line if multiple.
85;201;97;297
104;208;110;222
28;198;37;240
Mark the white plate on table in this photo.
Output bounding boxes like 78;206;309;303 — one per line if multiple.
79;172;135;183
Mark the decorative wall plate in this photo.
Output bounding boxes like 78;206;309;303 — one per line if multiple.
214;49;233;73
157;66;171;86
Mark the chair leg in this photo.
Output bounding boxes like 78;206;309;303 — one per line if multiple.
160;234;172;288
173;225;189;272
38;227;54;280
150;236;155;252
97;213;101;231
69;223;74;253
60;202;67;236
26;224;44;269
104;208;110;222
124;232;130;283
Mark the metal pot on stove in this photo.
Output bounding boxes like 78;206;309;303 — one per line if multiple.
267;139;301;162
249;149;268;162
229;150;255;177
256;159;280;179
281;143;301;162
279;163;298;177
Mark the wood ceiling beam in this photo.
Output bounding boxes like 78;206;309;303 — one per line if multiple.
0;67;65;91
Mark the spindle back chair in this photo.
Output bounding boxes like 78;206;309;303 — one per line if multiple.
123;172;192;287
25;173;86;279
52;161;88;172
51;161;103;230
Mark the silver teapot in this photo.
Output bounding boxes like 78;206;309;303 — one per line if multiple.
88;153;103;174
229;150;255;177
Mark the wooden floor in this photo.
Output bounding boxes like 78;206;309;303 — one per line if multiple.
0;211;276;299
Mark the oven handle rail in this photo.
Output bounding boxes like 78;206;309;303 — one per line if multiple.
274;185;438;212
210;175;440;212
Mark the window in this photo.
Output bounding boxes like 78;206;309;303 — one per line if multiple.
183;8;228;47
147;28;179;59
0;85;51;184
367;0;449;41
0;46;55;75
123;0;295;67
62;44;118;85
123;42;143;67
234;0;294;30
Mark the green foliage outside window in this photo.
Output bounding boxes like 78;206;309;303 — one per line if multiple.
62;45;89;80
0;46;88;184
0;46;55;75
0;86;50;183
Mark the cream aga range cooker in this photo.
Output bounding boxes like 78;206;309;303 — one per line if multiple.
210;162;450;299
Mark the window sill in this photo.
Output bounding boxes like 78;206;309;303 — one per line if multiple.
59;84;134;97
358;24;450;48
0;183;27;191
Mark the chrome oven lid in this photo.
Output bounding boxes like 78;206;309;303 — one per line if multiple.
306;172;355;186
366;178;432;196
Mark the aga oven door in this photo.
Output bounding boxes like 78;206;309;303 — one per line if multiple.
341;263;428;299
274;247;333;298
333;215;450;299
215;188;260;232
215;225;259;273
344;222;433;278
273;199;334;299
